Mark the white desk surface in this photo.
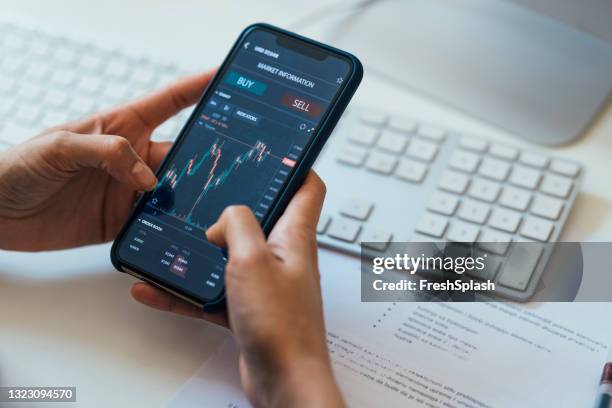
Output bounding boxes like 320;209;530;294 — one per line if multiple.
1;1;611;407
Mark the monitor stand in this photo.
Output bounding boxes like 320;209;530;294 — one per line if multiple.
331;0;612;145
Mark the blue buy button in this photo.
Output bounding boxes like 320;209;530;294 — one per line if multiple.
224;71;267;96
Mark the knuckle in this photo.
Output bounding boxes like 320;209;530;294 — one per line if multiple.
46;130;74;154
227;247;270;272
49;130;72;145
104;136;131;158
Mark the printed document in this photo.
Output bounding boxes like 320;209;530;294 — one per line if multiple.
168;250;609;407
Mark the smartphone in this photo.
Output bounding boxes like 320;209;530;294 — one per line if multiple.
111;23;362;311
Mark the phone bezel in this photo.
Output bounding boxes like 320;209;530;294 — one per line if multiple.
110;23;363;311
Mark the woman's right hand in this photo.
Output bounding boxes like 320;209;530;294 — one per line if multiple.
132;172;345;407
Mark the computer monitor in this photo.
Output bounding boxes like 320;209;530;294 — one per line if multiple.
333;0;612;145
511;0;612;44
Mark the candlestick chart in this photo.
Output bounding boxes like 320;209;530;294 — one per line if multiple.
147;128;296;232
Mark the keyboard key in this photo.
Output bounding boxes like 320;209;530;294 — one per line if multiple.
50;69;77;87
361;228;393;251
459;136;488;152
69;95;96;116
540;174;573;198
153;119;178;141
0;76;16;93
478;230;512;255
54;47;78;64
488;208;522;233
103;82;130;103
156;70;181;87
41;111;70;128
449;150;480;173
1;54;25;73
132;66;157;87
0;99;14;117
530;195;564;220
466;256;501;280
498;244;543;291
126;86;145;100
457;199;490;224
509;165;542;190
340;199;374;220
365;152;397;175
349;124;379;146
377;130;407;153
468;178;501;203
415;213;448;238
25;63;51;80
395;158;427;183
0;122;36;144
80;53;103;71
520;216;554;241
29;39;51;58
316;214;331;234
417;125;446;142
438;171;470;194
78;75;103;94
14;105;41;124
499;186;531;211
550;159;580;177
406;139;438;162
360;110;387;126
446;222;480;243
388;116;416;133
519;151;549;169
336;145;368;167
489;144;518;160
43;89;69;108
3;32;27;52
107;60;129;79
327;218;362;243
427;191;459;215
478;157;511;181
17;83;42;101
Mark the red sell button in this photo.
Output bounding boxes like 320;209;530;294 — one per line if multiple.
281;92;322;118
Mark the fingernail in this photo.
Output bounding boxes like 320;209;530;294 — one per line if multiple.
132;161;157;190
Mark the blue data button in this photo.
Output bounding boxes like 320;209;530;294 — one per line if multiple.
224;71;267;96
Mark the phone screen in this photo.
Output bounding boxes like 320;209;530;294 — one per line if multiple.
115;27;352;302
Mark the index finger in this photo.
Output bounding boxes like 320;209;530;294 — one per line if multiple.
125;70;216;129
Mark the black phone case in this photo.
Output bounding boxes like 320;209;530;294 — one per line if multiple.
110;23;363;313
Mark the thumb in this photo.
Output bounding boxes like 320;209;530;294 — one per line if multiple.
46;131;158;191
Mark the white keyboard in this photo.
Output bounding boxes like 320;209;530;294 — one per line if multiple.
0;19;583;301
0;19;192;150
314;108;583;301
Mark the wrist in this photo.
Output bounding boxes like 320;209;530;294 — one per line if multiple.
270;356;344;408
